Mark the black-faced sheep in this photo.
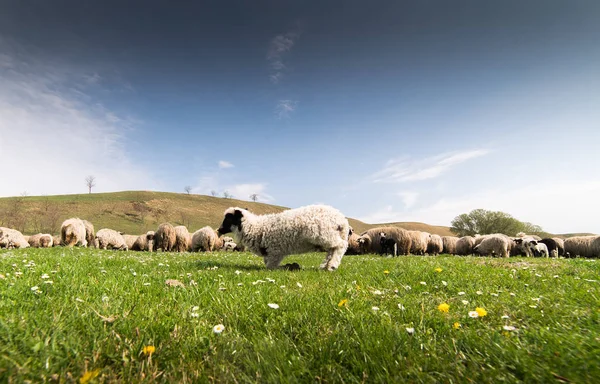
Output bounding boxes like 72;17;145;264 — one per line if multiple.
217;205;349;271
539;238;564;258
525;240;549;258
60;218;88;247
427;234;443;256
95;228;128;250
154;223;176;252
379;233;398;257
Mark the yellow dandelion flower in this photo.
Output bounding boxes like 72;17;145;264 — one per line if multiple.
79;369;101;384
453;322;461;329
437;303;450;313
356;285;361;291
383;270;390;275
475;307;487;317
338;299;348;307
143;345;156;355
435;268;443;273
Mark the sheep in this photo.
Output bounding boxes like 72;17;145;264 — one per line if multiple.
0;227;30;249
516;232;542;241
95;228;128;250
154;223;176;252
60;218;88;247
28;233;54;248
427;234;443;256
220;236;234;244
191;226;223;252
564;236;600;258
122;234;138;250
52;235;62;247
83;220;96;248
217;204;349;271
379;233;398;257
222;241;237;251
513;237;539;257
473;235;510;258
131;231;155;252
455;236;476;256
174;225;192;252
525;240;549;258
346;230;362;255
358;227;411;255
539;238;564;258
407;231;428;255
442;236;459;255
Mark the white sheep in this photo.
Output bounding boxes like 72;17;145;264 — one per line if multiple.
123;234;138;250
191;226;222;252
174;226;192;252
427;234;443;256
564;236;600;258
83;220;96;248
442;236;459;255
131;231;155;252
455;236;475;255
526;240;549;258
60;218;88;247
474;235;510;258
222;241;237;251
154;223;176;252
95;228;128;250
28;233;54;248
52;235;62;247
0;227;30;249
217;205;349;271
407;231;428;255
357;227;411;255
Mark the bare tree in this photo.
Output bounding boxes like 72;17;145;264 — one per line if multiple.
184;186;192;195
249;193;258;202
210;190;218;197
223;191;232;199
85;175;96;194
132;201;151;224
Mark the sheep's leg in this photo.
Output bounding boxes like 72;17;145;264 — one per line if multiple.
320;251;334;270
323;247;345;271
264;255;284;270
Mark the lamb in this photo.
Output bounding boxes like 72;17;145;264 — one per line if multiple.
379;233;398;257
217;204;349;271
174;225;192;252
0;227;30;249
131;231;155;252
455;236;475;255
539;238;564;258
28;233;54;248
122;234;138;250
358;227;411;255
60;218;88;247
95;228;128;250
564;236;600;258
83;220;96;248
427;234;443;256
513;237;539;257
154;223;176;252
191;226;222;252
473;235;510;258
442;236;459;255
525;240;549;258
407;231;428;255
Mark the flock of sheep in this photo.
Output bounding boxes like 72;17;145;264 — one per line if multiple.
1;204;599;271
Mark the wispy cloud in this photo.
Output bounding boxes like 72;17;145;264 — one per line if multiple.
398;191;419;208
267;32;300;84
192;176;275;203
372;149;490;183
228;183;275;203
218;160;234;169
275;99;297;119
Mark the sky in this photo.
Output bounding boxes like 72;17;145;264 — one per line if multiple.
1;0;599;234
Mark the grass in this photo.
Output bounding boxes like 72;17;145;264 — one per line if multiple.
0;248;599;383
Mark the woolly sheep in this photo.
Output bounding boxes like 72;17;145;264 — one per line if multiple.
427;234;443;256
474;235;510;258
0;227;30;249
516;232;542;241
191;226;222;252
564;236;600;258
442;236;459;255
123;234;138;250
526;240;549;258
346;231;362;255
379;233;398;257
173;226;192;252
83;220;96;248
359;227;411;255
60;218;87;247
221;236;234;244
222;241;237;251
455;236;475;256
154;223;176;252
539;238;564;258
96;228;128;250
28;233;54;248
52;235;62;247
217;205;349;271
407;231;428;255
131;231;155;252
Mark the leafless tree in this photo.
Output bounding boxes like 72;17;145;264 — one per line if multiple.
249;193;258;202
223;191;232;199
210;190;218;197
184;186;192;195
132;201;151;224
85;175;96;194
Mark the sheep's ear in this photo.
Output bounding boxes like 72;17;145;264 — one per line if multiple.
234;209;244;218
531;240;538;245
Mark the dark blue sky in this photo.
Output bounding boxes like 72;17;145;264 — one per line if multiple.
1;0;599;232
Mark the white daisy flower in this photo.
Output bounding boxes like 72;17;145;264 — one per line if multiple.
476;290;483;295
468;311;479;318
372;306;380;312
296;282;303;288
30;286;39;291
458;292;465;296
267;303;279;309
503;325;516;331
190;312;199;318
420;282;427;286
461;300;469;305
41;274;50;279
373;290;383;295
405;327;415;335
501;315;510;319
442;281;448;286
398;304;405;310
235;270;242;275
213;324;225;334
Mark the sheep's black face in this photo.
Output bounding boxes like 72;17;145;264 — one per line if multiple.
218;209;243;235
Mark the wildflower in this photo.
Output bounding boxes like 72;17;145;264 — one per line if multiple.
510;293;516;297
143;282;151;286
190;312;199;318
235;270;242;275
461;300;469;305
490;293;498;297
420;281;427;286
75;298;84;303
44;280;53;284
398;303;405;310
453;322;461;329
373;290;383;295
237;283;243;286
31;286;39;291
476;290;483;295
338;299;348;307
280;285;286;289
437;303;450;313
142;345;156;355
213;324;225;334
384;270;390;275
189;280;198;286
501;315;510;319
503;325;516;331
79;368;101;384
102;296;109;302
192;306;199;311
475;307;487;317
442;281;448;286
529;305;538;309
267;303;279;309
41;274;50;279
406;327;415;335
372;306;380;312
468;311;479;318
458;292;465;296
435;268;442;273
553;275;559;278
296;282;303;288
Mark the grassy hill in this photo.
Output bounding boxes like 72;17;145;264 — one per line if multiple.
0;191;454;236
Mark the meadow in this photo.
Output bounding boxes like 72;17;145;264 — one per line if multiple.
0;248;598;383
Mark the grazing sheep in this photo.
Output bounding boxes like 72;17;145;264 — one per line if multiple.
82;220;96;248
513;237;538;257
95;228;128;250
407;231;428;255
539;238;563;258
474;235;510;258
359;227;411;255
516;232;542;241
28;233;54;248
379;233;398;257
154;223;176;252
131;231;155;252
455;236;476;255
123;234;139;250
60;218;88;247
173;226;192;252
346;230;362;255
525;240;549;258
222;241;237;251
217;205;349;271
0;227;30;249
220;236;234;244
52;235;62;247
442;236;459;255
427;234;443;256
191;226;222;252
564;236;600;258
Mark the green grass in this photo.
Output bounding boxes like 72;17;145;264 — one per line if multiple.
0;249;598;383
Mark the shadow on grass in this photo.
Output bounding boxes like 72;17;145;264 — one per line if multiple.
184;258;310;272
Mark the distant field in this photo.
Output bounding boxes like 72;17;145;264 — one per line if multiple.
0;248;598;383
0;190;455;236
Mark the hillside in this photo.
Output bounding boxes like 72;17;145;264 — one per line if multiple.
0;191;454;236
